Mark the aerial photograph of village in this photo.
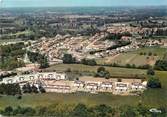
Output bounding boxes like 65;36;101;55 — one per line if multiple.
0;0;167;116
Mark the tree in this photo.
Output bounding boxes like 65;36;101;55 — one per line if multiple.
39;56;49;69
73;104;89;117
12;106;36;116
96;67;111;79
147;77;161;88
148;52;152;56
0;83;21;95
31;85;38;93
97;67;106;73
92;104;113;117
22;83;32;93
39;85;46;93
27;51;49;68
65;68;71;72
4;106;13;115
118;78;122;82
17;95;22;100
81;58;97;66
120;106;137;117
147;68;155;75
154;53;157;56
139;52;143;55
154;60;167;71
62;54;76;64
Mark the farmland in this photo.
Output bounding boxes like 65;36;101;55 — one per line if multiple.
96;47;167;66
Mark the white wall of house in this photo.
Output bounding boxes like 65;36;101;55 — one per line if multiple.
115;82;129;92
2;72;66;84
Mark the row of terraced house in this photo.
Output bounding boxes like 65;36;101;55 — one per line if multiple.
0;72;147;95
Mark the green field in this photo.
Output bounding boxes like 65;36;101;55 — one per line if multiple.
96;47;167;66
45;64;146;76
0;93;140;109
0;64;167;109
0;39;23;44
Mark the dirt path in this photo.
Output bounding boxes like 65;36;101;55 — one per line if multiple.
125;54;138;64
106;54;120;63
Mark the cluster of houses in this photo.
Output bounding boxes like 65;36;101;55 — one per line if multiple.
0;72;66;85
0;72;147;95
74;77;147;94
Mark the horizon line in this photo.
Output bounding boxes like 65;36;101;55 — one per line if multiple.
1;5;167;8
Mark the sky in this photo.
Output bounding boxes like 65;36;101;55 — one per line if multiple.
1;0;167;7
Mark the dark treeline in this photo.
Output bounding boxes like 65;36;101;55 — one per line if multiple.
22;83;45;94
0;83;21;95
0;42;25;70
140;20;167;28
0;103;166;117
0;42;25;57
154;60;167;71
81;58;97;66
0;72;17;81
105;32;132;40
98;63;152;70
0;83;45;96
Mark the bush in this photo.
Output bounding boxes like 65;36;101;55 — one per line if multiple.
62;54;76;64
138;64;151;69
0;83;21;95
97;67;106;73
118;78;122;82
147;77;161;88
147;68;155;75
148;52;152;56
81;58;97;66
72;104;89;117
17;95;22;100
154;60;167;71
139;52;143;55
154;53;157;56
3;106;13;115
65;68;72;72
96;67;110;78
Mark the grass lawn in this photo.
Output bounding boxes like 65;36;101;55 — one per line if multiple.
0;93;140;109
0;66;167;109
141;71;167;107
45;64;146;76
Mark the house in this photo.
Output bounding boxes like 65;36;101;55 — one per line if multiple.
131;82;145;91
37;72;66;80
74;80;85;88
44;85;71;93
115;82;129;93
42;80;74;93
100;82;113;91
1;72;66;84
79;77;114;93
2;74;38;84
79;76;108;85
85;83;98;92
